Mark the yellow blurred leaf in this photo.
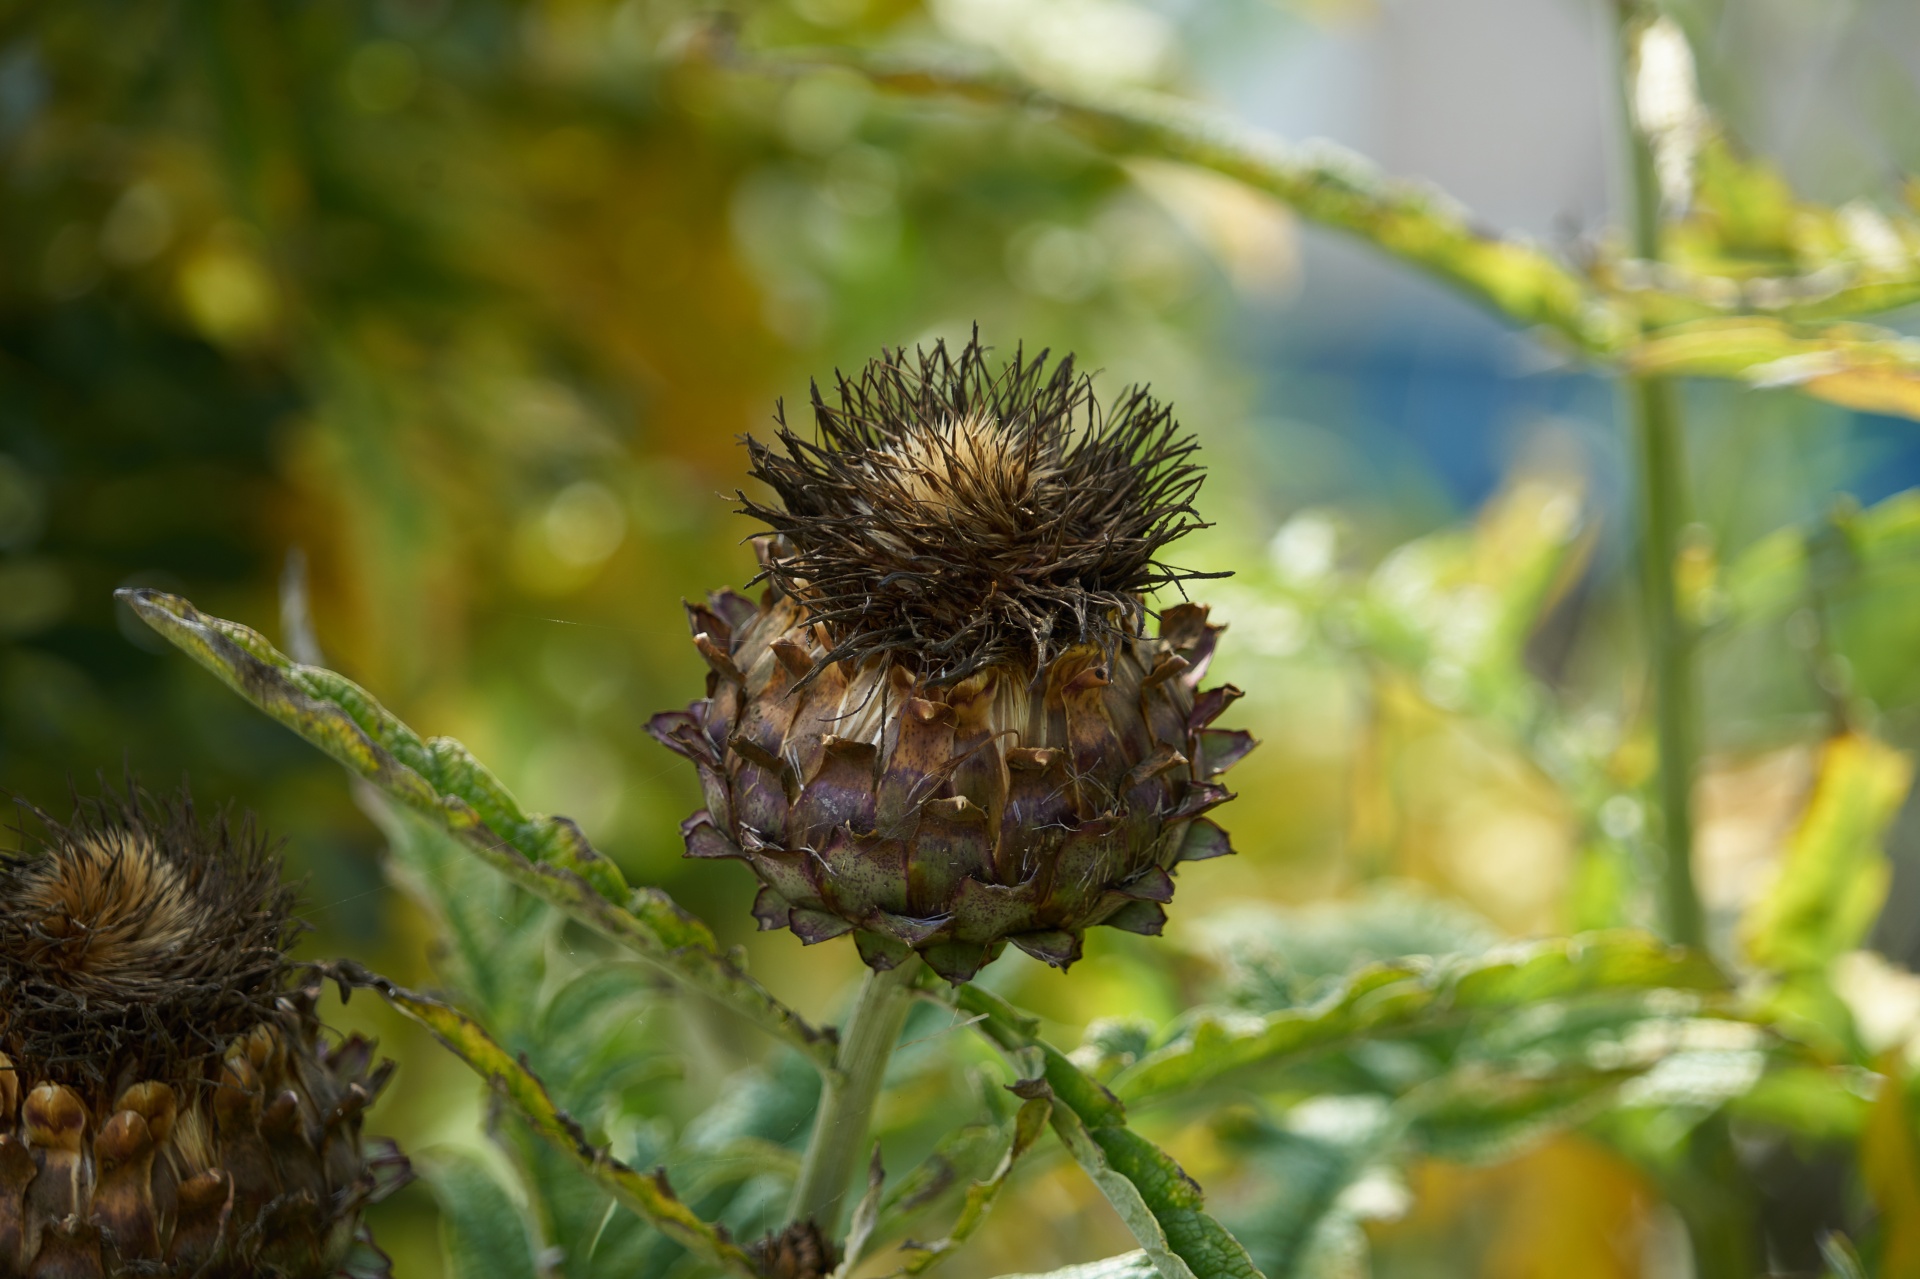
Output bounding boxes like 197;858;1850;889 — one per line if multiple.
1862;1054;1920;1279
1742;734;1913;975
1626;317;1920;422
1683;135;1798;261
1372;1136;1654;1279
1804;367;1920;420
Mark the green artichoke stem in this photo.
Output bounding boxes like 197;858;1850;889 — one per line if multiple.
788;957;919;1233
1607;13;1755;1279
1609;0;1704;953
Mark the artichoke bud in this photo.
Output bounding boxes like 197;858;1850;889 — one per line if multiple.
0;786;409;1277
653;336;1255;983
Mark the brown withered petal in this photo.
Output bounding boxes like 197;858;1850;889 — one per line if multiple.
0;784;409;1277
654;336;1253;980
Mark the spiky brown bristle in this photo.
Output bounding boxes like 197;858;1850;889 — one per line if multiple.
740;332;1223;685
0;784;301;1105
748;1219;837;1279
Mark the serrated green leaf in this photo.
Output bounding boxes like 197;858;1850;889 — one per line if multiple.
341;966;760;1278
956;985;1265;1279
512;1137;666;1279
868;1119;1006;1250
1727;1065;1874;1141
419;1150;541;1279
373;798;707;1274
1402;1065;1637;1164
898;1096;1051;1274
1113;932;1724;1104
1046;1101;1199;1279
1210;890;1499;1014
364;796;554;1034
118;586;835;1071
755;46;1920;416
1211;1108;1387;1279
1669;134;1920;323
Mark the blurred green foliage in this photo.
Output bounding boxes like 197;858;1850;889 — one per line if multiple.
14;0;1920;1277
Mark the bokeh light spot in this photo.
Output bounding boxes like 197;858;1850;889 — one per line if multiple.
101;182;175;266
345;41;421;114
543;481;627;568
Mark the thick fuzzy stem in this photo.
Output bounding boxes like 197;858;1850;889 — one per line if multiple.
788;960;918;1232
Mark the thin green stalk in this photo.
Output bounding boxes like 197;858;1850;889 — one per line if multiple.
1629;375;1704;949
1610;10;1753;1279
789;960;918;1232
1609;1;1704;952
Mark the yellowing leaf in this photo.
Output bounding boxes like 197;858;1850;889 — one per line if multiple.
1862;1055;1920;1279
1372;1136;1654;1279
1743;734;1913;975
1805;367;1920;420
1623;317;1920;422
900;1096;1053;1274
119;587;837;1070
957;986;1266;1279
347;967;761;1277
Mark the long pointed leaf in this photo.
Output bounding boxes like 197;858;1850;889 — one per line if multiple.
333;964;761;1278
1112;931;1725;1105
118;587;837;1071
418;1150;541;1279
955;986;1265;1279
1044;1098;1199;1279
1743;733;1913;974
753;47;1622;358
898;1095;1051;1275
746;50;1920;425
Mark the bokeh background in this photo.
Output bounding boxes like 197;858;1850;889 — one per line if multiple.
7;0;1920;1273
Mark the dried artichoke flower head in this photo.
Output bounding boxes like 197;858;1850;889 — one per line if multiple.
651;335;1256;983
0;786;407;1278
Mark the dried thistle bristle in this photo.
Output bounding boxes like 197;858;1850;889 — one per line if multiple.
749;1219;837;1279
14;829;207;983
741;332;1224;685
0;785;300;1106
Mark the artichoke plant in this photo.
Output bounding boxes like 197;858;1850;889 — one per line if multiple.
0;787;407;1278
652;336;1254;982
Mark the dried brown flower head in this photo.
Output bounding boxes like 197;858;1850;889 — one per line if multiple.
0;784;406;1277
1;789;299;1096
740;333;1223;685
654;335;1254;982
